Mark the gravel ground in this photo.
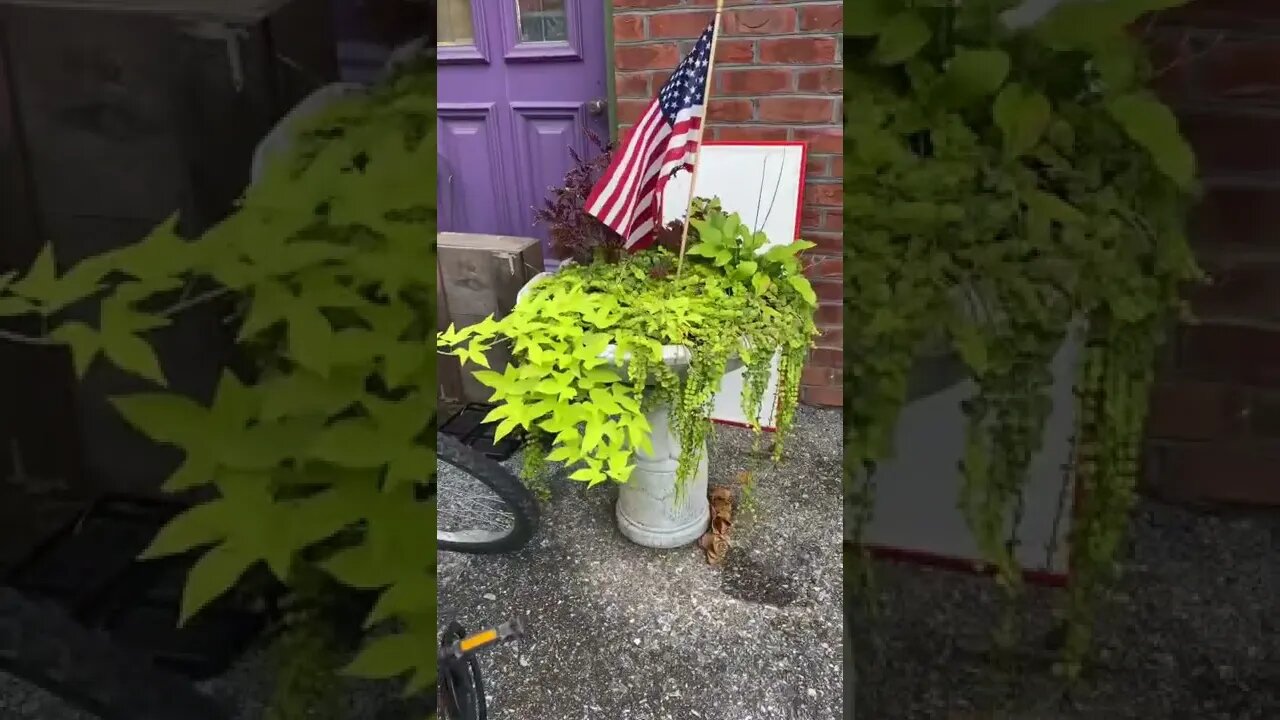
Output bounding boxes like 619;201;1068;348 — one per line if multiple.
439;405;844;720
0;639;414;720
854;500;1280;719
0;673;95;719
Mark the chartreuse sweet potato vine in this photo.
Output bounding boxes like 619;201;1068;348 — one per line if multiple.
439;199;819;494
0;59;437;715
845;0;1203;680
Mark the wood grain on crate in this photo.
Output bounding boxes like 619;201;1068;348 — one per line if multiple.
438;233;544;403
0;0;295;23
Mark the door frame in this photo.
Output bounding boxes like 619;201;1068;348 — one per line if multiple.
603;1;617;141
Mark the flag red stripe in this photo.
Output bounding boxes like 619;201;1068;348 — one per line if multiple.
583;22;713;250
586;100;667;237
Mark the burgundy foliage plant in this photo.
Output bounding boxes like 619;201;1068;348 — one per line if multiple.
534;130;625;264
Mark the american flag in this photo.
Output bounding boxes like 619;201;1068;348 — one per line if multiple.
585;21;715;249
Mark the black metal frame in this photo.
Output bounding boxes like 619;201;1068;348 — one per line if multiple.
439;403;524;461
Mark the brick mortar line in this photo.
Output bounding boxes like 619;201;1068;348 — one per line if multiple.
618;96;844;103
617;64;842;71
1193;244;1280;264
1151;24;1280;41
1150;379;1280;396
1171;99;1280;118
1193;172;1280;186
616;6;842;14
1184;316;1280;333
1146;437;1280;451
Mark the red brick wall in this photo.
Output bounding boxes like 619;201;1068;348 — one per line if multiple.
612;0;843;407
1144;0;1280;505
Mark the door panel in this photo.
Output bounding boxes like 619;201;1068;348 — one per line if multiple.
510;101;587;241
438;0;608;253
438;103;508;235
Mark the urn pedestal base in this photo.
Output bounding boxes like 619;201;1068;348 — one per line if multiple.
615;403;709;549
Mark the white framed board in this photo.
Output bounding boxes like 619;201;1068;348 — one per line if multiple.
660;141;807;430
863;331;1081;583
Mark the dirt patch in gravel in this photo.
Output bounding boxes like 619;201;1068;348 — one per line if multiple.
439;405;845;720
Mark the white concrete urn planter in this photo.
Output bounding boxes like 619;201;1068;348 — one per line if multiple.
517;269;741;549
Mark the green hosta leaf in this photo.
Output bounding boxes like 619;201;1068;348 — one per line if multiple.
873;12;931;66
787;274;818;306
1034;0;1189;51
939;48;1010;104
688;218;721;247
180;542;258;625
762;241;810;263
848;0;893;36
721;213;742;243
993;83;1051;159
752;273;771;296
1092;39;1140;92
687;243;719;259
1106;91;1196;189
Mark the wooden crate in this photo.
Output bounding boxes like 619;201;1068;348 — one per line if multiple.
438;233;544;404
0;0;338;497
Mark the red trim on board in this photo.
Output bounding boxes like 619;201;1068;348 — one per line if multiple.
866;543;1070;589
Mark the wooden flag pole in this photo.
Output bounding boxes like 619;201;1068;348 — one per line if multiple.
674;0;725;278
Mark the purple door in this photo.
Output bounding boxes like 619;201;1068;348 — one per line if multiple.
437;0;609;251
